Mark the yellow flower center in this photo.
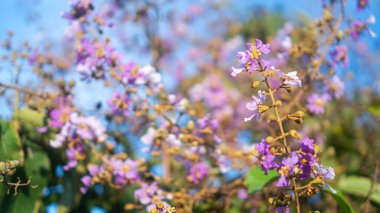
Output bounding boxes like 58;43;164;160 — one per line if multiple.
60;108;71;123
315;99;325;107
251;48;261;59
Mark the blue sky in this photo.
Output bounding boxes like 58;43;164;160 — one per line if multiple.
0;0;379;119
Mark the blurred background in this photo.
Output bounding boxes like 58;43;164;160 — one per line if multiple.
0;0;380;212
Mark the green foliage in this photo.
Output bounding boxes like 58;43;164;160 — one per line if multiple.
368;105;380;117
2;142;50;213
325;189;356;213
241;12;284;41
0;109;49;213
244;166;278;193
338;176;380;205
0;119;22;161
13;108;44;127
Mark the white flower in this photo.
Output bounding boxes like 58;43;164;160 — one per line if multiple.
367;15;376;24
368;29;377;38
177;99;189;111
136;65;162;85
141;127;156;146
168;94;176;104
166;134;181;147
282;71;302;87
231;67;244;77
50;123;71;148
282;36;292;50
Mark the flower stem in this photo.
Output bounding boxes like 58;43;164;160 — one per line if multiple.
264;78;301;213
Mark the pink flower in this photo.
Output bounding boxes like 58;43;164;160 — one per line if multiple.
307;93;331;115
187;162;209;184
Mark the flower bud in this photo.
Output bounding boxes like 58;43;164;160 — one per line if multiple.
7;168;16;176
124;204;136;210
0;162;5;173
9;160;19;168
187;120;195;131
178;134;186;142
251;81;260;88
266;136;275;144
275;100;282;107
258;104;269;113
251;81;261;88
282;85;292;93
323;8;332;22
289;130;301;139
288;111;304;124
337;30;344;41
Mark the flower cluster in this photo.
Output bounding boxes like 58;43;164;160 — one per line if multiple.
50;113;107;170
231;39;271;77
234;39;335;212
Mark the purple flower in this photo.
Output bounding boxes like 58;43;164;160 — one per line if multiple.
244;91;267;122
300;137;315;154
70;113;107;142
262;154;277;172
120;62;138;84
231;39;271;77
63;0;93;21
276;176;290;187
276;152;299;187
188;162;209;184
134;182;171;210
49;96;74;128
80;164;105;194
252;39;271;55
282;152;299;169
357;0;369;11
277;206;290;213
197;115;218;131
307;93;331;115
330;45;349;67
49;104;73;128
314;164;335;180
254;139;271;156
326;75;345;99
351;20;364;41
108;92;130;116
63;143;87;171
110;158;140;185
254;139;278;174
188;75;230;108
350;16;377;41
237;189;248;200
196;115;222;144
134;183;156;205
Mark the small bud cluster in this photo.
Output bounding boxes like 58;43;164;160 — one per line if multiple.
0;160;37;195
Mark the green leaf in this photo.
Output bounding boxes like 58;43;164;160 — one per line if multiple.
244;166;278;193
13;108;44;127
368;105;380;117
0;141;50;213
0;119;22;161
325;188;356;213
338;176;380;205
